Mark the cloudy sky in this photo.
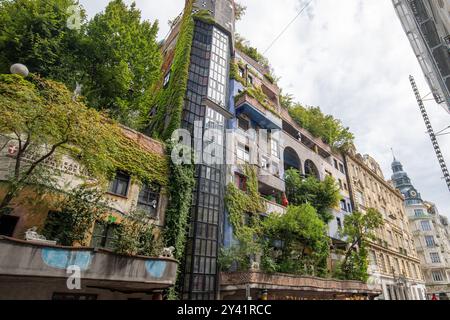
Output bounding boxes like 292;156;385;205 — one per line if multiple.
79;0;450;217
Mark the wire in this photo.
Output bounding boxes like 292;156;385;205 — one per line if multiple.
263;0;315;55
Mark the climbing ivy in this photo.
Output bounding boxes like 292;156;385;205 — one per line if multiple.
192;9;215;25
148;0;195;140
163;144;196;300
222;165;266;270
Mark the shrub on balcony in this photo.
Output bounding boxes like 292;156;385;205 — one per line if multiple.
114;207;164;257
285;169;341;224
262;204;330;277
234;86;279;116
288;104;355;151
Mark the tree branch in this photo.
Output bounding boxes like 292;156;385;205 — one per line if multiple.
20;139;68;182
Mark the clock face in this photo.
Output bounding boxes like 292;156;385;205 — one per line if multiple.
410;190;417;197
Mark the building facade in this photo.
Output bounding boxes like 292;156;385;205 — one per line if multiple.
345;150;426;300
153;0;380;300
392;0;450;113
0;127;177;300
391;158;450;299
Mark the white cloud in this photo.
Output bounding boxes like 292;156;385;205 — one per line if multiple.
79;0;450;217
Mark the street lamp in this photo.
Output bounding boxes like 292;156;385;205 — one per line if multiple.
10;63;29;77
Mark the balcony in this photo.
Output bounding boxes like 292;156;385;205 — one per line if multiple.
235;93;282;130
258;167;286;193
264;199;287;215
220;272;382;300
0;236;178;298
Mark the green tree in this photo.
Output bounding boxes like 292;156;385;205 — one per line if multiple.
0;0;162;129
82;0;162;127
338;209;384;281
262;204;330;276
234;2;246;21
284;169;341;223
0;0;86;86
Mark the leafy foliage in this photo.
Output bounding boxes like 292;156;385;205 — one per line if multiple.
82;0;162;127
235;34;269;69
336;209;384;282
0;0;86;86
0;74;168;213
147;0;195;140
234;2;247;21
223;165;266;269
42;185;108;246
0;0;162;129
235;86;279;116
285;169;341;223
262;204;330;277
163;143;196;300
288;104;355;151
114;208;164;257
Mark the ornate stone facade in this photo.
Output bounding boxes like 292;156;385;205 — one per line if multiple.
345;150;426;300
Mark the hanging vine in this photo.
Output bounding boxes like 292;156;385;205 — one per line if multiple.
163;144;195;300
148;0;195;140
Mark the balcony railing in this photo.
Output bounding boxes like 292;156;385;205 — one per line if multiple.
0;236;178;293
235;93;282;130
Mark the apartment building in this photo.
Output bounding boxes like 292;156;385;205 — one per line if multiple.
345;150;426;300
391;158;450;299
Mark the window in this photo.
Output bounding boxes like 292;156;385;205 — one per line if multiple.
248;74;253;86
421;220;432;231
334;159;338;169
237;143;250;163
271;161;280;176
0;214;19;237
137;184;160;218
414;209;425;217
380;254;386;272
208;28;229;106
336;217;342;230
355;191;365;206
261;156;270;171
339;163;345;174
432;271;444;282
238;66;245;78
90;222;119;250
271;138;280;158
338;179;343;190
369;250;377;266
340;200;347;212
238;117;249;131
109;171;130;197
344;182;348;191
42;211;66;242
425;236;436;248
163;71;171;88
388;230;394;245
235;173;247;191
430;252;441;264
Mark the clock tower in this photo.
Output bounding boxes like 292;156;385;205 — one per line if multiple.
391;157;422;204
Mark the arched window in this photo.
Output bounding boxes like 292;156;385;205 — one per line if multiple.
283;147;301;173
304;160;320;180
